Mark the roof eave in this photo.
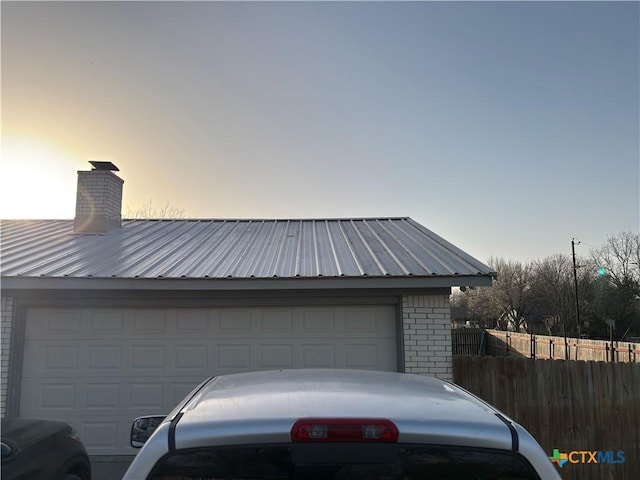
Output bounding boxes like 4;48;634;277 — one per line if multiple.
1;275;493;292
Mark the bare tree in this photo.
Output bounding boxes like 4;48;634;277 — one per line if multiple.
450;286;502;329
531;254;576;337
125;199;186;219
589;232;640;339
452;233;640;340
591;231;640;288
488;257;538;332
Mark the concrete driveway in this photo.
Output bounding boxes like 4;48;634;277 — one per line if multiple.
91;457;134;480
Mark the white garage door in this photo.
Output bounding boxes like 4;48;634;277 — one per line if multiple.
20;305;397;455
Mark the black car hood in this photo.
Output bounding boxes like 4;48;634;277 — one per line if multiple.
1;419;70;449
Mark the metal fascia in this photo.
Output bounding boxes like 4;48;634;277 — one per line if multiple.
1;275;494;291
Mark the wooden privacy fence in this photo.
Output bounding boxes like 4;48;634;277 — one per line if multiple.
452;328;486;356
486;330;640;363
453;356;640;480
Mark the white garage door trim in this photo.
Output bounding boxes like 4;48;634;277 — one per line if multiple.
20;305;397;455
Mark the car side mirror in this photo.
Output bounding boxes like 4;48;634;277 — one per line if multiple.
1;442;14;465
131;416;166;448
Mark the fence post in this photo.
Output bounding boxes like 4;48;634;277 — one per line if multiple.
609;326;615;362
550;339;553;360
530;333;535;359
611;339;615;363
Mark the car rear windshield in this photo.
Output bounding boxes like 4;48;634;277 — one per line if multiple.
148;443;541;480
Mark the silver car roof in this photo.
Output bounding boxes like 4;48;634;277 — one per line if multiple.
174;369;514;451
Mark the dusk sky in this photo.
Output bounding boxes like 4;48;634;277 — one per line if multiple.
2;1;638;263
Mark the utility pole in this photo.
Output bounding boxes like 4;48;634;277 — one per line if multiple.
571;238;581;340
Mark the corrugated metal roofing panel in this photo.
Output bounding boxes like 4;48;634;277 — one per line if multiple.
0;218;495;280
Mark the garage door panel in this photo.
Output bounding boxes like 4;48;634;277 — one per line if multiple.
218;310;252;333
216;344;252;371
131;345;166;371
259;309;294;333
90;310;126;334
21;305;397;455
63;417;131;456
83;420;119;450
20;379;77;414
173;345;208;370
301;344;337;368
345;315;378;333
175;310;210;332
345;344;380;369
88;345;123;371
346;308;394;333
302;308;336;332
85;383;120;410
47;310;83;333
122;378;208;416
127;382;164;410
45;345;80;370
23;377;206;414
259;344;294;369
25;309;82;338
132;310;168;334
22;342;80;377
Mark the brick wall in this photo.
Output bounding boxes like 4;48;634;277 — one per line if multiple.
74;170;123;232
1;296;13;416
402;294;453;380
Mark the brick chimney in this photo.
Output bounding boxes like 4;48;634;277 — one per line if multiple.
74;161;124;233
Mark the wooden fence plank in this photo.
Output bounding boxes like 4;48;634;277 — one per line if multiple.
629;362;640;479
484;331;640;363
452;329;485;356
534;359;551;455
573;361;588;479
452;356;639;480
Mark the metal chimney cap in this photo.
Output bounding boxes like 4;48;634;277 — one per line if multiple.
89;161;119;171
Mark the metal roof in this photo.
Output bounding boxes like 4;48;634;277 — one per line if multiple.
0;218;494;283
